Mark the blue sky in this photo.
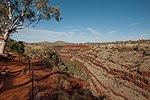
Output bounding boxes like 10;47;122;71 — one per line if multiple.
12;0;150;43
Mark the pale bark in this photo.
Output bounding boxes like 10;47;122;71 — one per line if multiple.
0;32;9;55
0;40;6;54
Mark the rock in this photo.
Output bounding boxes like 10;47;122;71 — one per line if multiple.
56;91;70;100
71;90;88;100
77;88;92;97
62;80;72;93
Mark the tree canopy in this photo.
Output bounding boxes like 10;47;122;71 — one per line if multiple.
0;0;61;35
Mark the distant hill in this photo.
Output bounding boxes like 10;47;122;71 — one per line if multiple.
24;41;73;53
26;41;73;47
53;41;73;46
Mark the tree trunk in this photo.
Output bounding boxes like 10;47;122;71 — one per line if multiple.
0;40;6;54
0;32;9;56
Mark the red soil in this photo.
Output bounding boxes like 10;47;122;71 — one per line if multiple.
0;58;89;100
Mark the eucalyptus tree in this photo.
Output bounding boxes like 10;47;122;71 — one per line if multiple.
0;0;61;56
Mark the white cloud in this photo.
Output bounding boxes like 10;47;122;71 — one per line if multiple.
79;32;86;35
12;28;76;42
131;22;139;26
86;27;101;35
12;28;103;43
11;28;150;43
64;26;73;28
144;30;150;32
67;29;79;32
108;30;117;34
19;28;75;35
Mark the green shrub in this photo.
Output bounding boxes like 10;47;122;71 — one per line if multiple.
43;58;53;68
142;46;150;56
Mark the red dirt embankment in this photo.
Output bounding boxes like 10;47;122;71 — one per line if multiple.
0;58;90;100
0;59;31;100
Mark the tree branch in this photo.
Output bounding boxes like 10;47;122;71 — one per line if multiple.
10;3;36;30
7;0;12;20
16;18;40;29
10;13;25;30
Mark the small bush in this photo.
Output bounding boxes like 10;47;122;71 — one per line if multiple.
43;58;53;68
142;47;150;56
